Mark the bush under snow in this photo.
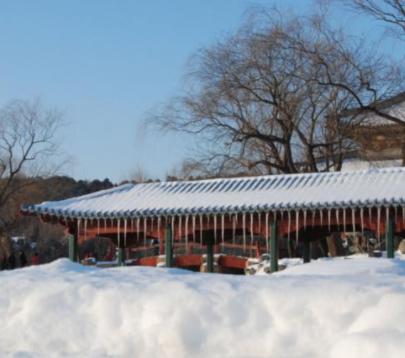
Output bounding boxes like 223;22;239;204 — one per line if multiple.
1;255;405;357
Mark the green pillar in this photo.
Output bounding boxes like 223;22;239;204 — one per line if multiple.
386;214;395;259
165;223;173;267
68;234;78;262
270;221;278;273
303;237;311;263
206;238;214;273
117;247;125;266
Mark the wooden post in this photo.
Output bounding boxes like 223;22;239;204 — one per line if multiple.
68;234;78;262
386;214;395;259
206;238;214;273
270;221;278;273
117;247;125;266
165;223;173;267
303;237;311;263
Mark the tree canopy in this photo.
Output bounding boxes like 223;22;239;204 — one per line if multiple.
150;7;405;177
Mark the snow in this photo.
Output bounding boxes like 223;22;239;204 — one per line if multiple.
2;256;405;357
342;158;402;172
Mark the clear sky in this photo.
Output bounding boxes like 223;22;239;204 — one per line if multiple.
0;0;399;183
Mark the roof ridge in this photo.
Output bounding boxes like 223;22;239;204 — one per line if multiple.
135;166;405;187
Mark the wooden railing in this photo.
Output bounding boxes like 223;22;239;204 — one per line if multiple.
127;241;263;259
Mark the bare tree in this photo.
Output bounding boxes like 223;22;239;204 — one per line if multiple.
348;0;405;40
285;11;405;126
129;163;150;183
149;9;404;176
0;99;63;229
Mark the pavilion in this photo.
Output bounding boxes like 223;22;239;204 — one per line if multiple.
21;167;405;273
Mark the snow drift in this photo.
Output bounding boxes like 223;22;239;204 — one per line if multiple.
1;256;405;357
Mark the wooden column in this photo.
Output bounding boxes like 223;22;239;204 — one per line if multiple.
116;220;125;266
68;234;78;262
270;221;278;273
117;247;125;266
303;237;311;263
206;237;214;273
386;213;395;259
165;222;173;267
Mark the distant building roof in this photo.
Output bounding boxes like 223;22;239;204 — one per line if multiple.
21;167;405;220
344;91;405;127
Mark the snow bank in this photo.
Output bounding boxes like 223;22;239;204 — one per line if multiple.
1;256;405;357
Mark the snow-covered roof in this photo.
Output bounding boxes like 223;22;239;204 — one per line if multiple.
345;91;405;126
341;158;403;172
22;167;405;220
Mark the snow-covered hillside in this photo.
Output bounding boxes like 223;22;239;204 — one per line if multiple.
1;256;405;358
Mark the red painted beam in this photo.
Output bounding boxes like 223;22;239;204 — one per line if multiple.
137;256;158;267
218;255;247;270
175;255;202;267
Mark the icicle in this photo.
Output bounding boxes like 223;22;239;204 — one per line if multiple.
295;210;300;243
213;215;217;244
171;217;175;246
386;206;390;232
402;206;405;225
104;218;107;232
124;219;127;247
250;212;254;246
311;210;315;227
232;214;237;246
368;207;372;227
351;208;356;239
377;207;381;242
84;218;88;241
303;209;307;230
77;218;81;241
199;215;203;246
185;215;189;252
320;209;323;227
258;212;261;240
131;218;134;233
343;208;346;233
97;218;100;237
157;217;161;243
360;208;364;237
265;212;269;252
192;215;196;243
117;219;121;250
206;215;210;246
143;217;147;247
327;209;331;232
136;218;140;241
221;214;225;246
179;216;182;242
242;213;246;253
335;208;340;230
287;211;291;244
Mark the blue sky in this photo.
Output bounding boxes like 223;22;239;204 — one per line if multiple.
0;0;398;182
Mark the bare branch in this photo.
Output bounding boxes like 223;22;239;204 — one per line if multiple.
0;99;64;228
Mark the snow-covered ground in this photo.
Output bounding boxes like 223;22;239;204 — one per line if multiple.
1;255;405;358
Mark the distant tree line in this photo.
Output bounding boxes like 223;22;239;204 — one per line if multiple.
11;175;114;237
0;175;114;264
